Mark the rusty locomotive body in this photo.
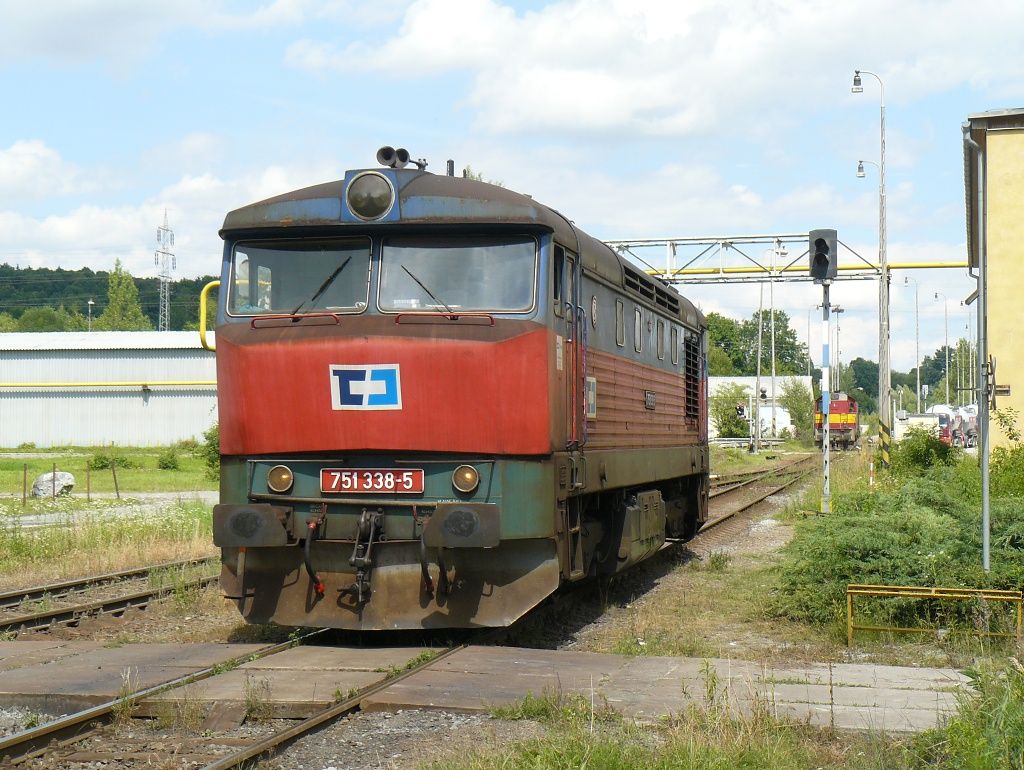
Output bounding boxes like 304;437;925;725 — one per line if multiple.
209;150;709;630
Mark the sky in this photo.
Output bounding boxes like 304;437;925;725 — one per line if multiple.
0;0;1017;374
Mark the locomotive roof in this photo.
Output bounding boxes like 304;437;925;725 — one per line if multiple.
222;169;702;327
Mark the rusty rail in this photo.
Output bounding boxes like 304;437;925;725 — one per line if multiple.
846;584;1023;646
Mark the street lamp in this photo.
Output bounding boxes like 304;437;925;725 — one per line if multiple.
905;276;920;412
934;291;949;405
87;299;94;332
832;306;845;391
852;69;890;456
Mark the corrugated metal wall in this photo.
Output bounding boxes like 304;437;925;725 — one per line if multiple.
0;332;218;447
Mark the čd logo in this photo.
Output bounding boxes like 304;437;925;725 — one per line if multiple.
329;364;403;410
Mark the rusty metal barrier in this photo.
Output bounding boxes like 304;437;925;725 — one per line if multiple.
846;583;1023;646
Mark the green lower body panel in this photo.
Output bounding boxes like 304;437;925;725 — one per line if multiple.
220;538;560;630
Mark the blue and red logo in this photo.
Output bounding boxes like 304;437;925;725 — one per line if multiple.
329;364;403;410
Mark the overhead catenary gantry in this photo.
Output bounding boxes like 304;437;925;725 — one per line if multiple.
604;234;967;285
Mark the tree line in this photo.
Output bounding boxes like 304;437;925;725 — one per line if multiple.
708;309;976;414
0;262;217;332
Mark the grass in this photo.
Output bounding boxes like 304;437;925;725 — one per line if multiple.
710;441;814;476
111;667;140;727
431;687;910;770
0;498;215;589
0;443;214;496
375;648;444;677
243;673;274;722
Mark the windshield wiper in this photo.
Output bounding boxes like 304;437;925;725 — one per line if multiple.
401;265;455;314
291;255;353;316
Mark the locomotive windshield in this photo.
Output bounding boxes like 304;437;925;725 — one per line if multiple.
378;236;536;313
228;238;371;315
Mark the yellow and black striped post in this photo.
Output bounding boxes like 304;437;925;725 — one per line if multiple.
878;419;891;468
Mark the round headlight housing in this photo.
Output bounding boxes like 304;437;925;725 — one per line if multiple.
452;464;480;494
267;465;294;494
346;172;394;220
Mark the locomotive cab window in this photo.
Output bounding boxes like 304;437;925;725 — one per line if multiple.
657;319;665;360
228;238;371;316
379;235;537;313
633;307;643;352
670;326;679;365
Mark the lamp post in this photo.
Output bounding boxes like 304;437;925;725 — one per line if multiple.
935;291;949;405
905;276;920;412
87;299;94;332
852;69;890;460
832;306;845;391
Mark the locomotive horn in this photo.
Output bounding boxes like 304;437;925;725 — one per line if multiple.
376;146;411;169
376;146;397;166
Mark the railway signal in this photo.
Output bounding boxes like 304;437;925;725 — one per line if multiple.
810;228;839;513
809;228;838;282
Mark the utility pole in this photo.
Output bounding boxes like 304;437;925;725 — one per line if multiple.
155;210;176;332
754;283;764;452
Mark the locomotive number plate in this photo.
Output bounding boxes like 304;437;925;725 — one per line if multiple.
320;468;424;494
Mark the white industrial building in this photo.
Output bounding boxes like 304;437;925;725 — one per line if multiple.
0;332;217;447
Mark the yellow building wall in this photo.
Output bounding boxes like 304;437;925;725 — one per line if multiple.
986;131;1024;447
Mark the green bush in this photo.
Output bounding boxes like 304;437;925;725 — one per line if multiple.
772;464;1024;629
200;423;220;481
173;437;201;455
914;662;1024;768
89;452;142;470
889;426;960;476
157;447;181;471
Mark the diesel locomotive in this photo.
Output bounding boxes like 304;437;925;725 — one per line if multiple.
204;148;709;630
814;391;861;449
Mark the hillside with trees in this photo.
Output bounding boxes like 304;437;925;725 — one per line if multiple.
0;262;217;331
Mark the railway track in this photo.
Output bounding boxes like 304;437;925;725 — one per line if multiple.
0;634;473;768
0;460;820;767
0;556;219;635
0;632;325;767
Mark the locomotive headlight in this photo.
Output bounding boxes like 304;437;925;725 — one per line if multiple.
346;172;394;220
452;465;480;494
267;465;294;494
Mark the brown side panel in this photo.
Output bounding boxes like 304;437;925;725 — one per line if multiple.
586;348;695;449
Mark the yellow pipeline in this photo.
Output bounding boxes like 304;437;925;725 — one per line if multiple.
0;381;216;388
649;261;968;277
199;280;220;352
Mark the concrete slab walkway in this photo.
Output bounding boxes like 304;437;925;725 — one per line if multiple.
362;646;970;733
0;641;267;713
0;642;971;733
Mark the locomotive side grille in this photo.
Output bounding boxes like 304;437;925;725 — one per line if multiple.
655;286;680;315
624;266;681;315
624;266;656;301
684;332;700;419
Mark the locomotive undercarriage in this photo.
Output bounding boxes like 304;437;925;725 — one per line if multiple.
214;447;707;631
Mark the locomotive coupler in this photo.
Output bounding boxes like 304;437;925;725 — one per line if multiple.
346;509;383;604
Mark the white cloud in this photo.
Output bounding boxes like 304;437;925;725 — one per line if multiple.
0;160;341;278
286;0;1024;137
0;1;409;67
0;140;98;203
